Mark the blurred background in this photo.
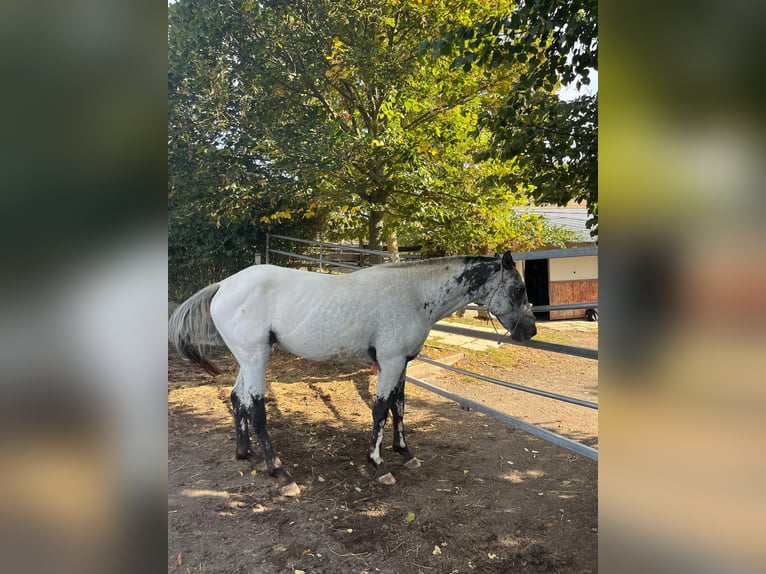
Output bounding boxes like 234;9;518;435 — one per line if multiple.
0;1;167;572
600;0;766;571
0;0;764;572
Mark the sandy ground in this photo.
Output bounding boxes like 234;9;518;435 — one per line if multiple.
168;321;598;573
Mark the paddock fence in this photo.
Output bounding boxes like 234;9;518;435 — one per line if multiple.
265;233;420;270
265;234;598;461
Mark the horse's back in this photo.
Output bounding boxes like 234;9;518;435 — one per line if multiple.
213;265;327;311
210;266;353;355
209;264;421;363
217;265;335;296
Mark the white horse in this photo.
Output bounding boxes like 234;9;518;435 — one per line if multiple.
169;252;536;495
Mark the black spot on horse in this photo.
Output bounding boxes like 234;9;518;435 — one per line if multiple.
269;330;279;346
367;345;377;364
455;258;497;291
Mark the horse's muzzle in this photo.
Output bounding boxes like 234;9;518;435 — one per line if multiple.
510;315;537;342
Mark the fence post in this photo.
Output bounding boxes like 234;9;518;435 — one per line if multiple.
265;234;270;265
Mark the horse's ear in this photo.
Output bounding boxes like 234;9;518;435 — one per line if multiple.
502;251;516;270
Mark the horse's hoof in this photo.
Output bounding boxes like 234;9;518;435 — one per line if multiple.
377;472;396;485
404;457;422;469
279;482;301;497
235;449;251;460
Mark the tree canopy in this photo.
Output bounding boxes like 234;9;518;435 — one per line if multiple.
169;0;594;294
428;0;598;234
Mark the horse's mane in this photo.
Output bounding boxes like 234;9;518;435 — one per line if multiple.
378;255;496;270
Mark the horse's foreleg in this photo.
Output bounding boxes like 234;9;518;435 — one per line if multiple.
369;357;408;485
390;376;421;469
368;394;396;485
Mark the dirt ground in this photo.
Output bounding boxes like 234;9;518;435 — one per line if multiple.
168;321;598;574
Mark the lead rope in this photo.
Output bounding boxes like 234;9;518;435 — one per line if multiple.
487;313;504;345
485;264;514;345
487;310;523;346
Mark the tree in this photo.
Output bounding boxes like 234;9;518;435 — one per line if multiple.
169;0;328;295
170;0;577;265
428;0;598;235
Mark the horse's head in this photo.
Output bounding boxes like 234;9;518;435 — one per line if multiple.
487;252;537;341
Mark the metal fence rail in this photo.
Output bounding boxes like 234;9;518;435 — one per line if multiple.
266;233;396;270
465;302;598;313
431;322;598;360
529;302;598;312
267;248;362;271
414;356;598;409
406;375;598;461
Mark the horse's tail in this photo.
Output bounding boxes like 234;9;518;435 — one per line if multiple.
168;284;225;376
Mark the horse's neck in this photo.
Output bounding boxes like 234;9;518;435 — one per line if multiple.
416;258;495;323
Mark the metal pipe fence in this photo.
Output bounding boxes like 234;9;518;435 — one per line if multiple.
266;233;396;271
464;302;598;313
413;356;598;409
265;233;598;461
406;375;598;461
430;322;598;360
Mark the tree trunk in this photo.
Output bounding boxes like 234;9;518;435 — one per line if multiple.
368;209;385;264
387;229;400;262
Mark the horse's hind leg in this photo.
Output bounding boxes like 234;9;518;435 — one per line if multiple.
231;372;253;460
234;349;300;496
250;395;299;495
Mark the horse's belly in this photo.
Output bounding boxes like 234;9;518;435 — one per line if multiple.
276;336;371;364
272;302;376;363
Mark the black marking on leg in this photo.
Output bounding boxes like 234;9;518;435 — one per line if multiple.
249;393;297;491
249;395;280;474
368;396;390;473
231;390;252;460
390;378;414;462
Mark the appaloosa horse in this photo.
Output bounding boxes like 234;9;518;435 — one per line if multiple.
169;252;536;495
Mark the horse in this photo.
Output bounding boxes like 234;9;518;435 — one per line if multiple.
168;251;536;496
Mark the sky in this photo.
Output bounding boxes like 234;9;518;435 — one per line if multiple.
558;69;598;101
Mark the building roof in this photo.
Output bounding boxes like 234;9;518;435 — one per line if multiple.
515;206;597;243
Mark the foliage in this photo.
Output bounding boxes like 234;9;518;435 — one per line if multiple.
169;0;327;296
426;0;598;234
169;0;585;292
